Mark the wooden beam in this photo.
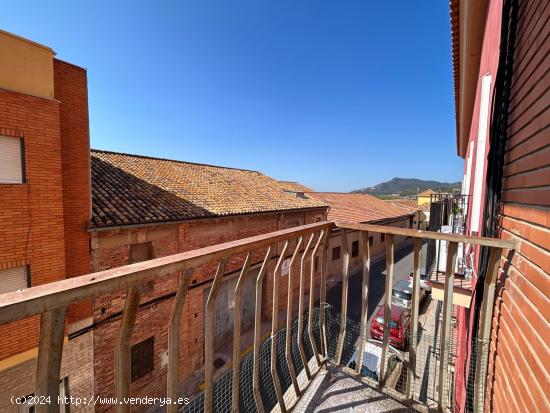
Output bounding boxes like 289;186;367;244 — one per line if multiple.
438;241;458;411
355;230;370;375
308;230;325;366
319;230;330;358
232;253;252;412
297;233;315;379
167;269;194;413
406;238;422;399
204;259;228;413
35;306;67;413
115;287;141;413
474;247;503;413
285;237;303;396
0;222;334;326
253;246;273;413
271;241;289;413
335;221;516;249
335;228;350;366
379;234;394;388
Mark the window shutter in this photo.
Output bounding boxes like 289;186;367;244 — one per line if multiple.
0;136;24;183
0;266;28;294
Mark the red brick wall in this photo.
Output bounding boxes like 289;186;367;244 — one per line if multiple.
53;59;92;322
0;89;65;359
486;1;550;411
89;209;327;410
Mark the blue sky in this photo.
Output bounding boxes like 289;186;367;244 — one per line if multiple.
3;1;463;191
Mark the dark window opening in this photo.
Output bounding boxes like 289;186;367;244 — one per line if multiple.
332;246;341;261
369;236;374;247
131;336;154;382
351;241;359;257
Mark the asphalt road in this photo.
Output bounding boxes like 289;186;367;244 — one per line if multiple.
326;240;428;327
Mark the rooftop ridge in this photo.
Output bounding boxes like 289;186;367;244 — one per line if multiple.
91;148;262;174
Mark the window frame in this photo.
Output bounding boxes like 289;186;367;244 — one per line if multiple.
0;136;26;184
332;246;341;261
131;336;155;382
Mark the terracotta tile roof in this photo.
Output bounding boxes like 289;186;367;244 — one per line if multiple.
91;150;327;228
279;181;314;192
385;199;421;215
309;192;417;224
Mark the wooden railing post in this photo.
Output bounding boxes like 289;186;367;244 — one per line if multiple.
271;241;289;413
285;237;303;396
167;269;194;413
297;233;315;379
308;230;325;367
35;306;67;413
253;246;273;413
406;238;422;399
379;233;394;387
474;247;502;413
335;228;350;366
115;287;141;413
355;230;370;375
232;253;252;412
204;259;228;413
438;241;458;411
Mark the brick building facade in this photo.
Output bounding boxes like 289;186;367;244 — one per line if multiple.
0;30;93;412
450;0;550;411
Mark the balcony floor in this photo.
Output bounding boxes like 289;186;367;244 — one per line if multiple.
294;365;410;413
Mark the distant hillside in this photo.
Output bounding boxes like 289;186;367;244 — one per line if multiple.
351;178;461;198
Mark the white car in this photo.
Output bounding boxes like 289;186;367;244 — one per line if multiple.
347;339;404;387
408;267;432;293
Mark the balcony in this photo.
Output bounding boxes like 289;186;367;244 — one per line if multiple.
0;221;515;413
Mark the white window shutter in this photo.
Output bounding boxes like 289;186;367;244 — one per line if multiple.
0;136;24;183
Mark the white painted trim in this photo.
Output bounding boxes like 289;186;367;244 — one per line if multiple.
470;75;492;234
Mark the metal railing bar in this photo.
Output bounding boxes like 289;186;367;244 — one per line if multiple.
204;259;228;413
335;228;350;366
271;241;289;413
379;233;394;388
406;238;422;399
308;230;325;367
319;230;330;358
167;269;194;413
231;253;253;412
115;287;141;413
438;241;458;411
35;305;67;413
297;232;316;380
253;245;274;413
355;230;370;375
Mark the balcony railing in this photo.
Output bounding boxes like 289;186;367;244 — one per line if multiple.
0;221;515;413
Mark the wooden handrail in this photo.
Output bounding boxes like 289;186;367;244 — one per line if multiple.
336;221;517;249
0;221;334;325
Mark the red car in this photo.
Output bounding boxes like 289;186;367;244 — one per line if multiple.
370;305;411;350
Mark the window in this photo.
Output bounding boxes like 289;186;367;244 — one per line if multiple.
369;236;373;247
0;265;29;294
351;241;359;257
381;233;385;242
0;136;25;183
131;337;154;381
128;242;152;264
332;246;341;261
281;258;290;276
314;256;319;272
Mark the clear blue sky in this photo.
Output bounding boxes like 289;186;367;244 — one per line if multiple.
3;1;463;192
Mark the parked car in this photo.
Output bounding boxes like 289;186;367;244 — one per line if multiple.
408;267;432;293
347;339;404;388
391;279;425;309
370;305;411;350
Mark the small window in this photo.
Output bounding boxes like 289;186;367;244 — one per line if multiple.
369;236;374;247
314;256;319;272
381;233;385;242
0;136;25;184
0;265;29;294
129;242;152;264
351;241;359;257
131;336;154;382
332;246;341;261
19;377;69;412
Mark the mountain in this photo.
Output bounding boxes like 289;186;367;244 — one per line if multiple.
351;178;461;198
